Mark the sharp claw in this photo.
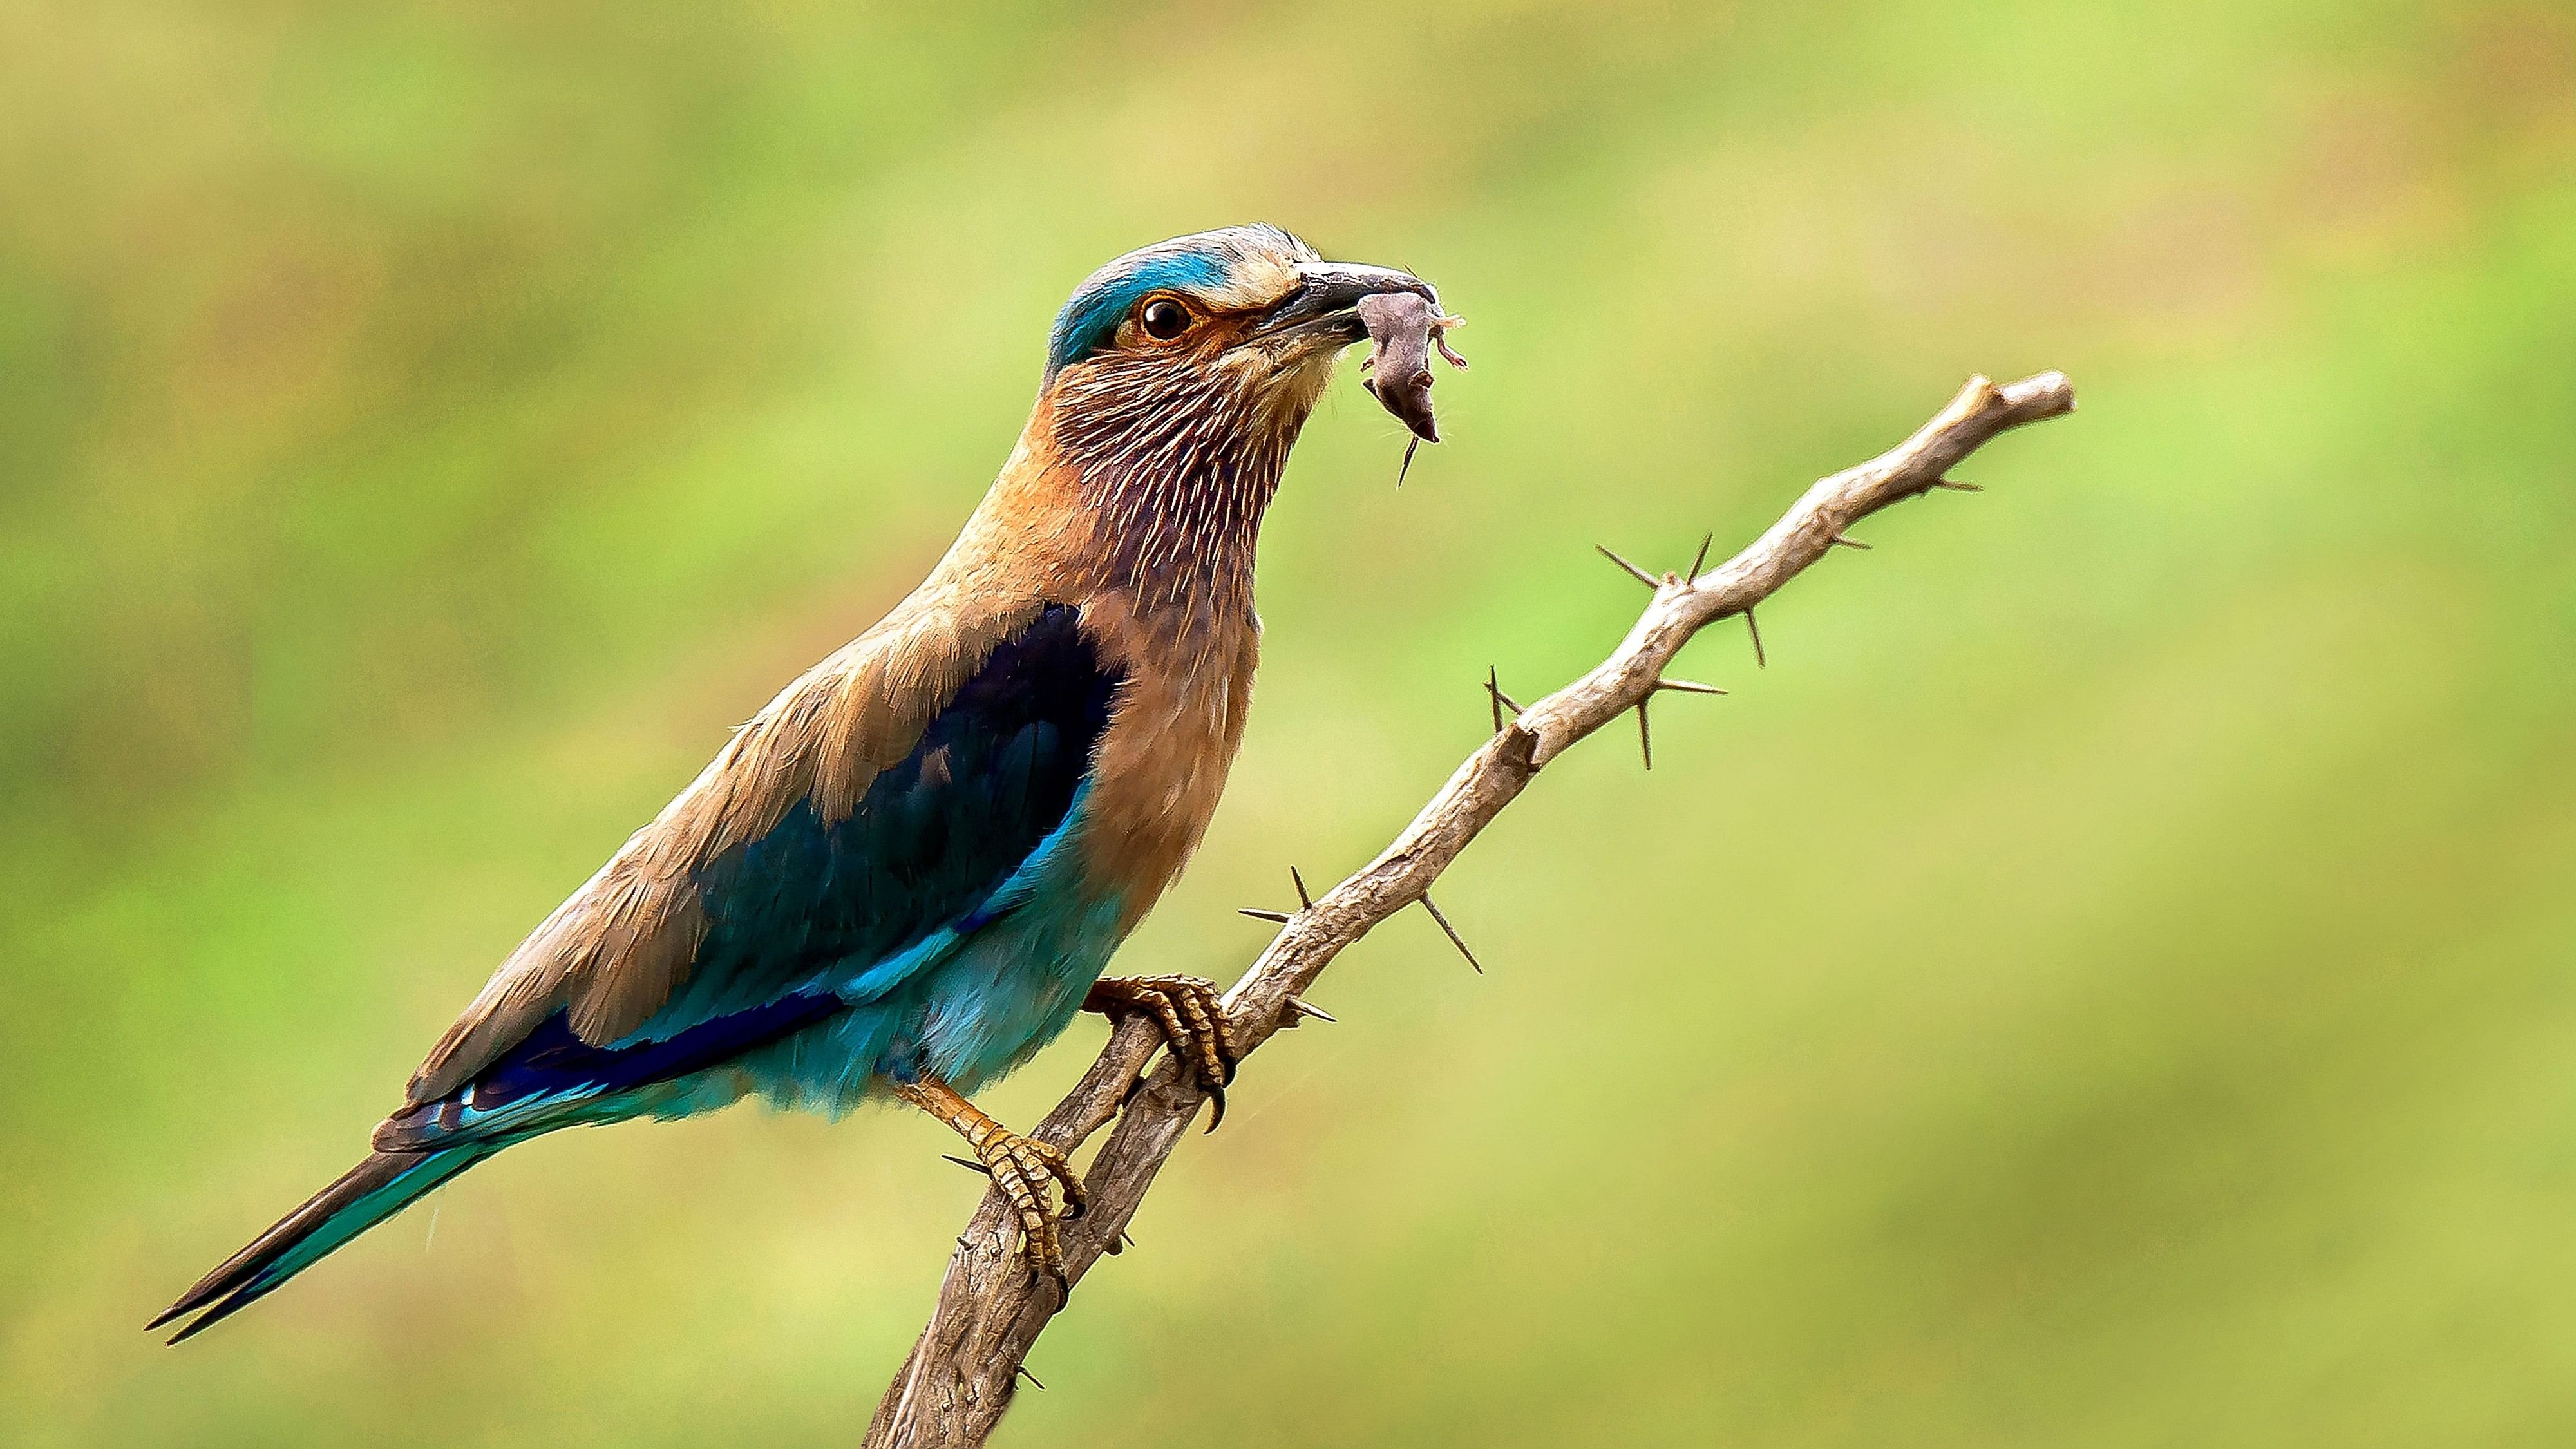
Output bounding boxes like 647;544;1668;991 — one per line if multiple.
1099;975;1238;1125
1046;1153;1087;1221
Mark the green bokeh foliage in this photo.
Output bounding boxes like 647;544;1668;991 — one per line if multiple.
5;1;2574;1443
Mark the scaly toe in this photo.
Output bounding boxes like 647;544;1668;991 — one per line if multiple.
1089;974;1239;1128
974;1131;1084;1294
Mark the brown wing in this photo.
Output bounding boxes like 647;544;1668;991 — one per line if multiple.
404;596;1033;1105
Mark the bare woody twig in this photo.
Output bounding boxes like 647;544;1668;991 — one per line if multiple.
864;371;2078;1448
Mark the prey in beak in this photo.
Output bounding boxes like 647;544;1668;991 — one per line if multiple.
1246;257;1466;483
1356;292;1467;483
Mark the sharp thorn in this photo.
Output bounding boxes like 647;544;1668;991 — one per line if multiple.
1744;607;1767;668
1932;477;1984;492
1654;678;1728;696
1286;996;1338;1024
1017;1365;1046;1391
1419;893;1484;975
1239;907;1293;923
1690;531;1714;578
1595;544;1659;589
1485;665;1524;733
942;1154;992;1177
1830;534;1871;550
1397;435;1421;488
1636;698;1652;770
1289;866;1313;910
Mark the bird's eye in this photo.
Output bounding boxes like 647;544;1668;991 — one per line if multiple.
1139;297;1193;341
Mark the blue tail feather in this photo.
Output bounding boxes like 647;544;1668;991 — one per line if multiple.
152;1146;490;1343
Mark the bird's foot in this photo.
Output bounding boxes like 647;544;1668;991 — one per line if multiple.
963;1128;1086;1300
898;1075;1087;1300
1086;974;1238;1129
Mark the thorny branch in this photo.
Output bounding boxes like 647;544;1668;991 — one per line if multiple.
865;371;2079;1448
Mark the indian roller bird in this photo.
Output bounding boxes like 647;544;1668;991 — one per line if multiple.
153;225;1444;1341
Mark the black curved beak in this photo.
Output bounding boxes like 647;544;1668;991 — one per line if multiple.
1256;261;1440;348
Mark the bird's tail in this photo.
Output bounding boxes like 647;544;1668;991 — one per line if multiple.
149;1145;493;1343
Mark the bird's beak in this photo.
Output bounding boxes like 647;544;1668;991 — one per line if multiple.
1255;261;1440;352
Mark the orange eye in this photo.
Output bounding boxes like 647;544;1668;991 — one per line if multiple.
1138;297;1193;341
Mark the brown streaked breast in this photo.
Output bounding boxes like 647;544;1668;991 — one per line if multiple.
1072;587;1262;928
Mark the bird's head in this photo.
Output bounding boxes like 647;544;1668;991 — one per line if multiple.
1030;224;1438;594
1043;224;1436;396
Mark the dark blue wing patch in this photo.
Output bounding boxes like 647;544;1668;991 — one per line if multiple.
381;990;846;1144
393;604;1120;1143
682;602;1119;1012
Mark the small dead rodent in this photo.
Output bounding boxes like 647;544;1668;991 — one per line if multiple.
1357;292;1466;479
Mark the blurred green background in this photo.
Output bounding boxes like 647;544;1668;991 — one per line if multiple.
6;0;2574;1443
